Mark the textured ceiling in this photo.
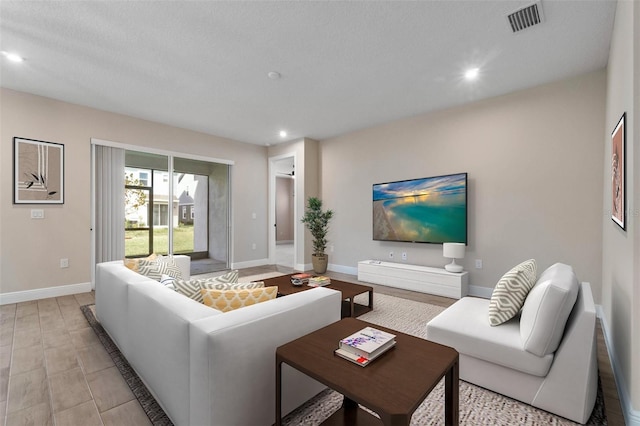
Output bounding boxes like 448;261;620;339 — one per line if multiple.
0;1;616;145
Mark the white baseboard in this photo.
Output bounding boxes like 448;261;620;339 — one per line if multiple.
230;258;270;270
296;262;311;272
0;282;92;305
468;285;493;299
328;263;357;276
596;305;640;426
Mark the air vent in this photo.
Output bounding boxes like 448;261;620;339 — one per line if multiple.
507;1;544;33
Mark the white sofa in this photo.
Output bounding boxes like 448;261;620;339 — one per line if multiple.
95;257;342;426
426;263;597;424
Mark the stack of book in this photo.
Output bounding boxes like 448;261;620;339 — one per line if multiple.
334;326;396;366
291;273;312;286
308;276;331;287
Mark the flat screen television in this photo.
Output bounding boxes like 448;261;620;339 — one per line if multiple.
372;173;467;244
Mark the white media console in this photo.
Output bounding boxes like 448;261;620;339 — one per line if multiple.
357;260;469;299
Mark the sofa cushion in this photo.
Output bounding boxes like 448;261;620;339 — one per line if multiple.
201;286;278;312
427;296;553;376
488;259;537;326
520;263;579;357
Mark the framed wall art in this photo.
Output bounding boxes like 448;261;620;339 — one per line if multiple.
611;113;625;230
13;137;65;204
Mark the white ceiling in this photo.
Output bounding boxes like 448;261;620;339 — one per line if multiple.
0;1;616;146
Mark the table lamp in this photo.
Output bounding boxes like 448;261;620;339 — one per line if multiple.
443;243;465;273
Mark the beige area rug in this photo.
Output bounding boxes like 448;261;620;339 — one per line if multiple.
281;292;607;426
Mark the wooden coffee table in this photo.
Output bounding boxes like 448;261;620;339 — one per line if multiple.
264;274;373;318
275;317;459;425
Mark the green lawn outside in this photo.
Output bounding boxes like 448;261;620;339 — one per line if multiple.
125;225;195;257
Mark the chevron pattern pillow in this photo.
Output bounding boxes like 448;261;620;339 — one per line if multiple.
155;256;183;280
201;280;264;291
132;259;163;281
488;259;537;326
123;254;157;272
173;270;239;303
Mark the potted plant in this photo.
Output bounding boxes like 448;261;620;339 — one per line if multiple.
301;197;334;274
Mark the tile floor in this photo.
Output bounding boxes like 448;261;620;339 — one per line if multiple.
0;292;151;426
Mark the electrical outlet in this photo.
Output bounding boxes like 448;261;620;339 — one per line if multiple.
389;251;394;259
401;252;407;261
475;259;483;269
252;243;256;250
60;258;69;268
329;245;334;252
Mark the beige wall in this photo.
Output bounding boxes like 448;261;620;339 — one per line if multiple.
320;70;606;298
602;0;639;416
0;89;269;295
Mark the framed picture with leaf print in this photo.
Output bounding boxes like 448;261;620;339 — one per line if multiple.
13;137;64;204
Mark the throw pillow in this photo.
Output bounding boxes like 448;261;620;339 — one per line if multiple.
201;280;264;291
488;259;537;326
201;286;278;312
160;274;177;290
130;258;163;281
211;269;239;284
123;253;157;272
173;278;207;302
155;255;183;280
172;271;241;303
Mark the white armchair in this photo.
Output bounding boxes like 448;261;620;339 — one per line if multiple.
426;263;598;424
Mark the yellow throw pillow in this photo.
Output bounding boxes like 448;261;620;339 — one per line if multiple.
123;253;157;272
201;286;278;313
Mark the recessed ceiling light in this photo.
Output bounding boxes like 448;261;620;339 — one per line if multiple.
279;130;287;138
268;71;281;80
464;68;479;80
2;51;24;63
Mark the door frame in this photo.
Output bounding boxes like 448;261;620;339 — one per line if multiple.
268;153;297;267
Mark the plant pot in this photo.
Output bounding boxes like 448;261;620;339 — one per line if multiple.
312;253;329;274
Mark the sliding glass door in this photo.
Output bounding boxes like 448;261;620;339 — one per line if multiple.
124;151;230;272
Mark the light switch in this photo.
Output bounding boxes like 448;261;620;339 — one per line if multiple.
31;209;44;219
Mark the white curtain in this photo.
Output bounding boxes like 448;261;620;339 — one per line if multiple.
94;144;125;263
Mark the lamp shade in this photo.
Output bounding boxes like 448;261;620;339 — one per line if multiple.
443;242;465;259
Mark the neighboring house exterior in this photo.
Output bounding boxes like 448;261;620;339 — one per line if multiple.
125;169;191;228
179;190;195;225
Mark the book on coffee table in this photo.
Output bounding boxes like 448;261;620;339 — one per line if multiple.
308;276;331;287
334;341;396;367
338;326;396;362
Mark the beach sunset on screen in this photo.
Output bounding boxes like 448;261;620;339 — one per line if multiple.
372;173;467;244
